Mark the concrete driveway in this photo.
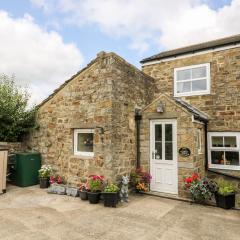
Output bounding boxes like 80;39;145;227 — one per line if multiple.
0;185;239;240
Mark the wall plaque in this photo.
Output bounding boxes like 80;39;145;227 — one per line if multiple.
179;147;191;157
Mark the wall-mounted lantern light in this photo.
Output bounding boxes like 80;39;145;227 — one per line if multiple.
157;103;164;113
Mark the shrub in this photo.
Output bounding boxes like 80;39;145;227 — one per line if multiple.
0;74;36;141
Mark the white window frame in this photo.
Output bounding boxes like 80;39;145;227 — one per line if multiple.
174;63;211;97
208;132;240;170
74;129;94;157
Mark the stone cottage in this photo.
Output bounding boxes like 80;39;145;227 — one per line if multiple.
26;34;240;198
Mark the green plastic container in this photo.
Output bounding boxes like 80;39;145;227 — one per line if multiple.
10;152;41;187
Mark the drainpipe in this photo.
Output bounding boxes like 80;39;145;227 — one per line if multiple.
204;120;208;171
135;109;142;169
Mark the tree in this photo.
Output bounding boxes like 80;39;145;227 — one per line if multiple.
0;74;36;142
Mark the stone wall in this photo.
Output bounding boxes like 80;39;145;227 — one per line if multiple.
110;55;155;178
142;46;240;193
142;47;240;131
140;94;205;197
25;52;154;186
0;142;24;153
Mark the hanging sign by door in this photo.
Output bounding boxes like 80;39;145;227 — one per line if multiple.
179;147;191;157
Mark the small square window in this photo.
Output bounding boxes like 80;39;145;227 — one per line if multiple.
74;129;94;157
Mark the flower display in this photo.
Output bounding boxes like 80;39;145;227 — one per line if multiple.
130;167;152;192
88;175;105;192
184;173;217;203
38;165;53;178
49;175;64;184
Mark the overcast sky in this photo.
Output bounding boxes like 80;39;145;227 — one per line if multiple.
0;0;239;105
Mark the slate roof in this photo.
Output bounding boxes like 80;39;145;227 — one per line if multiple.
174;98;208;122
140;34;240;63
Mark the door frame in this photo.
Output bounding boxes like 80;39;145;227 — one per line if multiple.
149;119;178;194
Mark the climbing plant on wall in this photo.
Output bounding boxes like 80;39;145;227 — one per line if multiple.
0;74;36;142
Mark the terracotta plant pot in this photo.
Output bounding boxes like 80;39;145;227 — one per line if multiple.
39;177;50;188
102;192;119;207
215;193;235;209
79;190;88;200
87;192;101;204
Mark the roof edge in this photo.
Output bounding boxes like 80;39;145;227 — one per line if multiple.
140;34;240;64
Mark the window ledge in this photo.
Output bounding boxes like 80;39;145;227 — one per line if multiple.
208;165;240;171
70;155;94;160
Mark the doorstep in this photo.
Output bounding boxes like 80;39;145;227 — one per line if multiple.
144;191;193;203
144;191;240;210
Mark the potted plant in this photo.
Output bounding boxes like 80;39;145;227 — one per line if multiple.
38;165;53;188
87;175;104;204
130;167;152;193
49;175;64;185
215;179;236;209
102;183;119;207
79;182;90;200
184;173;217;204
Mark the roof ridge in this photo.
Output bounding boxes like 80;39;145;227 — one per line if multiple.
141;33;240;63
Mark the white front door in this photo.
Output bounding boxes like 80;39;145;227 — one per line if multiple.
150;119;178;194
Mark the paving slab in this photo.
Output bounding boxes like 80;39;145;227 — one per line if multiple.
0;185;239;240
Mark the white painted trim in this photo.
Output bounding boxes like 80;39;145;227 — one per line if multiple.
208;132;240;170
191;115;205;125
150;119;178;194
174;63;210;97
74;129;94;157
141;44;240;66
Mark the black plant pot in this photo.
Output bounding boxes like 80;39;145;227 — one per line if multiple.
79;191;88;200
39;178;50;189
215;193;235;209
88;192;101;204
102;192;119;207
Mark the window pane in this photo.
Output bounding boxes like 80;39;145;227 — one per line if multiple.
155;125;162;141
77;133;93;152
165;124;172;141
192;79;207;91
211;151;224;164
224;137;237;147
177;69;191;81
212;136;223;147
165;142;173;160
225;151;239;166
177;82;191;93
192;66;206;79
155;142;162;160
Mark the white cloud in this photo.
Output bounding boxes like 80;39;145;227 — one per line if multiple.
31;0;240;52
0;11;83;105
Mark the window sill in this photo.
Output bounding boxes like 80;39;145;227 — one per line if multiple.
70;155;94;160
208;164;240;171
174;91;210;98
